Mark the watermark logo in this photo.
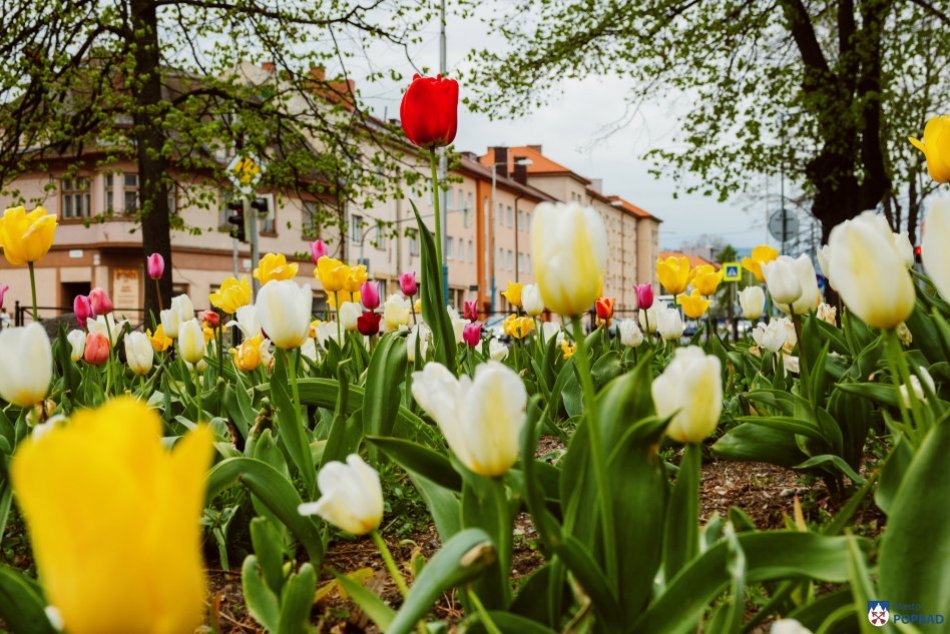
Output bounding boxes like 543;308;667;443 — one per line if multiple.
868;601;890;627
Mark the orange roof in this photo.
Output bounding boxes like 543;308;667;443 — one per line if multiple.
658;251;720;270
479;145;589;183
607;195;661;221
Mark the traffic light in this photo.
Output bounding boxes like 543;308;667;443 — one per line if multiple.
227;201;246;242
250;197;268;216
914;245;922;264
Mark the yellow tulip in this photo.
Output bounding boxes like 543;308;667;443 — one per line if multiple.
656;255;692;295
502;281;523;308
503;314;534;339
690;265;723;296
0;206;57;266
316;257;348;293
231;334;263;371
209;276;251;314
560;340;576;359
11;398;212;634
677;290;710;319
909;115;950;183
146;324;172;352
741;245;779;283
343;264;368;293
253;253;299;285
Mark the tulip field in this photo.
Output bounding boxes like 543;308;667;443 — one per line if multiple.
0;82;948;634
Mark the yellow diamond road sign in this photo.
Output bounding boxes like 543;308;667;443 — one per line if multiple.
723;261;741;282
226;154;265;194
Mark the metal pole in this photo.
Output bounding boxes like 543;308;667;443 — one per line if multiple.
245;195;260;298
232;237;239;279
780;155;787;254
438;0;449;305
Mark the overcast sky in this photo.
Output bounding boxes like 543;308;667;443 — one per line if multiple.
345;6;795;252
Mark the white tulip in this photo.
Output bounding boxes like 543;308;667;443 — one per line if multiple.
339;301;361;332
651;346;722;443
255;280;312;349
314;321;340;350
447;306;469;344
124;331;154;376
619;319;644;347
225;305;261;338
828;211;916;329
816;302;837;325
894;231;915;268
770;619;813;634
899;366;936;408
817;244;833;289
778;255;820;315
738;286;766;320
489;338;508;361
751;321;787;352
383;293;411;331
177;319;206;365
540;321;561;344
66;329;85;362
406;324;431;362
159;309;180;338
85;314;128;345
531;202;607;316
411;361;527;476
762;256;803;307
298;454;383;535
160;294;194;338
0;323;52;407
300;337;318;362
521;284;544;316
655;306;684;341
922;198;950;303
639;305;658;333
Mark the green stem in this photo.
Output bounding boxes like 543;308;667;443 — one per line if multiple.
27;262;38;321
371;529;410;598
491;476;512;600
884;328;923;440
570;316;618;588
467;588;503;634
335;293;342;349
430;152;443;268
194;366;202;423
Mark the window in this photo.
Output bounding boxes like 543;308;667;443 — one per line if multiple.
446;236;454;260
351;214;364;245
497;202;503;225
103;174;115;214
260;195;276;234
123;173;139;214
506;206;513;227
507;249;513;270
61;178;91;219
408;229;419;256
302;201;319;239
468;239;474;263
375;225;387;251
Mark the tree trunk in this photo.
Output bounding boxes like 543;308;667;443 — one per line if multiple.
130;0;172;324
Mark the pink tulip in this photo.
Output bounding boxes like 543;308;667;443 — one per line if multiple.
88;287;114;315
462;322;482;347
0;283;8;310
399;271;418;297
360;281;380;310
309;240;328;265
147;253;165;280
634;283;654;310
463;299;478;322
73;295;93;327
83;331;110;365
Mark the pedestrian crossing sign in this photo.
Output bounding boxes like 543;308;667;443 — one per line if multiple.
723;262;741;282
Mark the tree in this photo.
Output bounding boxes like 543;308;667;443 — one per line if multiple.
468;0;950;243
0;0;434;317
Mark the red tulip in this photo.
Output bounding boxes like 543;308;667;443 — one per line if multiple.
400;74;459;149
309;240;328;265
399;272;418;297
634;283;654;310
201;309;220;329
147;253;165;280
462;322;482;347
595;297;615;322
357;311;382;336
73;295;93;327
463;299;478;322
88;287;114;315
83;331;110;365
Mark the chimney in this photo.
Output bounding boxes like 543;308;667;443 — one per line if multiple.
512;156;528;184
262;61;276;74
491;146;508;177
527;144;542;153
589;178;603;193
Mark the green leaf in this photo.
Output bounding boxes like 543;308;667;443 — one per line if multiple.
271;350;316;496
207;457;325;565
0;565;56;634
366;435;461;490
387;528;496;634
663;443;701;581
794;454;866;485
277;563;317;634
362;334;408;439
411;201;456;370
551;535;623;629
712;423;808;468
879;417;950;617
408;471;462;540
242;555;281;633
250;517;286;596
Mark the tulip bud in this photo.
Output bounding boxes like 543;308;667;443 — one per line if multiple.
828;212;916;329
309;240;328;265
73;295;93;328
738;286;766;320
146;252;165;280
383;293;411;330
652;346;723;443
595;297;615;322
921;198;950;303
656;255;692;295
124;331;154;376
655;306;685;341
67;329;86;362
502;281;523;308
177;319;206;364
400;74;459;149
360;281;380;310
752;321;787;352
255;281;312;349
639;305;658;333
406;324;431;362
412;361;527;476
462;322;482;347
521;284;544;316
899;366;936;408
357;311;382;336
463;299;479;322
0;323;52;406
200;310;220;329
619;319;643;347
339;301;361;332
88;287;113;316
634;283;654;310
298;454;384;535
531;202;607;316
83;331;110;366
489;339;508;361
0;282;8;310
762;257;803;307
399;271;418;297
908;115;950;183
86;314;127;346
